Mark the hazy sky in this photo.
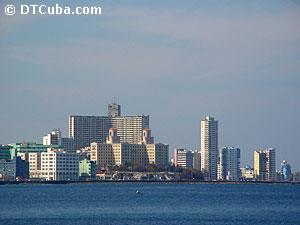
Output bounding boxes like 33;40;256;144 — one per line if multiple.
1;0;299;170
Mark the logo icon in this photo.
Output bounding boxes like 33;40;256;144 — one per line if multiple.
5;5;15;15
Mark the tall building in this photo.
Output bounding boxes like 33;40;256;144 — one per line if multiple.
173;149;194;169
281;160;292;181
200;116;218;180
108;102;121;117
69;115;111;149
91;128;168;169
68;104;150;149
43;129;61;145
218;147;241;181
253;148;276;181
41;148;79;181
111;115;150;144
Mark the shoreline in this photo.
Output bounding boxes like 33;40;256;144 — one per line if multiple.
1;180;299;185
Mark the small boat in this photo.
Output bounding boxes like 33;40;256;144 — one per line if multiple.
136;190;141;194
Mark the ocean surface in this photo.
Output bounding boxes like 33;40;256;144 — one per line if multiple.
0;183;299;225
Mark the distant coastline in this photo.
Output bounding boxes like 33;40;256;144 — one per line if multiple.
1;180;299;185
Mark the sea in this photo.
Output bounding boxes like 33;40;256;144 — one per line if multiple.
0;183;299;225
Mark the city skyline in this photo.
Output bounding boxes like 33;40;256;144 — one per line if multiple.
1;0;299;170
0;102;294;172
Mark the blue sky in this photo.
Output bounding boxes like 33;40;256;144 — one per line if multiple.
0;0;300;170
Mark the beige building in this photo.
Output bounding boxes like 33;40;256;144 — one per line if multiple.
91;128;168;169
253;148;276;181
200;116;218;180
18;152;42;179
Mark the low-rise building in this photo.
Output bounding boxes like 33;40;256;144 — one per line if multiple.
41;148;79;181
91;128;168;169
0;157;29;181
173;149;194;169
79;159;96;179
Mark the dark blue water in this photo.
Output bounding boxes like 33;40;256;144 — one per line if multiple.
0;183;299;225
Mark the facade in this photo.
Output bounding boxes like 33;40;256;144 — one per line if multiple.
79;159;96;179
218;147;241;181
281;160;292;181
41;149;79;181
91;128;168;169
173;149;194;168
200;116;218;180
253;148;276;181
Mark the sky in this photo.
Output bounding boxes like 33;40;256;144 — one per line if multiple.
0;0;300;170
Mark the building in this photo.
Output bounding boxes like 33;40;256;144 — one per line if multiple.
0;145;12;160
253;148;276;181
108;102;121;117
218;147;241;181
79;159;96;179
68;104;150;149
241;166;254;180
192;151;201;170
43;129;62;145
69;115;111;149
27;153;42;179
41;148;79;181
0;157;29;181
91;128;168;169
9;143;61;159
281;160;292;181
200;116;218;180
173;149;194;169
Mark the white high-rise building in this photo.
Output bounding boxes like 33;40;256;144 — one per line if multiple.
200;116;218;180
41;148;79;181
218;147;241;181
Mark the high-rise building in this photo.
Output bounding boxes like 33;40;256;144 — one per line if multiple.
173;149;194;169
43;129;61;145
108;102;121;117
200;116;218;180
218;147;241;181
111;116;150;144
68;104;150;149
253;148;276;181
281;160;292;181
69;115;111;149
41;148;79;181
91;128;168;169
